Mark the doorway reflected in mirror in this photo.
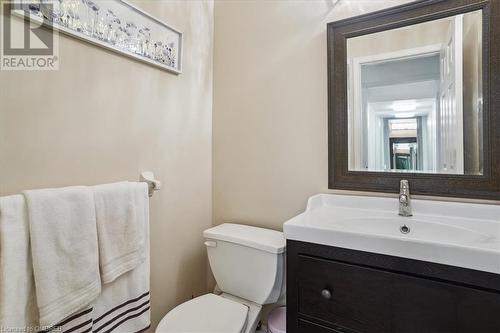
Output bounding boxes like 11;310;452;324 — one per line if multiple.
346;10;483;175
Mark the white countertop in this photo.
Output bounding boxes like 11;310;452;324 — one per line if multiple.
284;194;500;274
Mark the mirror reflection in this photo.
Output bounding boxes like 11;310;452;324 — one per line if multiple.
347;10;483;175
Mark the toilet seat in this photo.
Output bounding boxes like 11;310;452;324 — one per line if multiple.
156;294;248;333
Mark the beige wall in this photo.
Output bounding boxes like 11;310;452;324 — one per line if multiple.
0;0;213;329
213;0;416;231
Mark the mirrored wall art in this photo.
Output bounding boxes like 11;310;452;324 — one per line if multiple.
15;0;182;74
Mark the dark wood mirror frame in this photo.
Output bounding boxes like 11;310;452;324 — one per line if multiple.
327;0;500;200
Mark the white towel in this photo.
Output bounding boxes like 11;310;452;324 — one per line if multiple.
93;182;147;283
92;253;151;333
0;195;39;331
45;182;151;333
93;182;150;332
23;186;101;328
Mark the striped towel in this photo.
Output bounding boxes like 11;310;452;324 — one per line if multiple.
92;290;151;333
40;290;151;333
40;183;151;333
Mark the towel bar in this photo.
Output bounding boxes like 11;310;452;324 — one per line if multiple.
140;171;161;197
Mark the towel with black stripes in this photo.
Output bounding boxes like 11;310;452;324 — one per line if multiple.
40;182;151;333
41;290;151;333
0;182;151;333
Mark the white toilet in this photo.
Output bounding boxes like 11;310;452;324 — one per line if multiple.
156;223;286;333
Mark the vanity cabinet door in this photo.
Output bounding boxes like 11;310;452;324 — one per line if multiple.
296;254;500;333
298;255;392;332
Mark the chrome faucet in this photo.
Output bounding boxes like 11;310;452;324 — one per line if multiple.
398;180;412;217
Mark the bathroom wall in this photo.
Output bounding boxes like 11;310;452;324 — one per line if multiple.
213;0;416;231
0;0;213;329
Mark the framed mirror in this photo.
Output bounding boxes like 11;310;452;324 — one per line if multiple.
327;0;500;199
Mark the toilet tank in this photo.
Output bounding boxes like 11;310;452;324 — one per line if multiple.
203;224;286;305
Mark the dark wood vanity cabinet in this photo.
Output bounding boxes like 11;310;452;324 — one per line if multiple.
286;240;500;333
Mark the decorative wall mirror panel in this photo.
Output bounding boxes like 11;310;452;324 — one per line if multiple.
13;0;182;74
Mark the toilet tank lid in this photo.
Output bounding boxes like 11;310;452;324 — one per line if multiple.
203;223;286;254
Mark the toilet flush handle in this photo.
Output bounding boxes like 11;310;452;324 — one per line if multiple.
204;240;217;248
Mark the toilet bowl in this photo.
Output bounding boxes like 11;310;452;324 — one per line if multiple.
155;223;286;333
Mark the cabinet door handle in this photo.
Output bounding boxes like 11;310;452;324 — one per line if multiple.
321;289;332;299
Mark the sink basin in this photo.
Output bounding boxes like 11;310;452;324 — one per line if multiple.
331;217;494;247
283;194;500;274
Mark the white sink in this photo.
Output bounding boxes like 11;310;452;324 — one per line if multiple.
283;194;500;274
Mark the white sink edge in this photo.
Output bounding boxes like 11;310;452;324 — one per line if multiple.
284;193;500;275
